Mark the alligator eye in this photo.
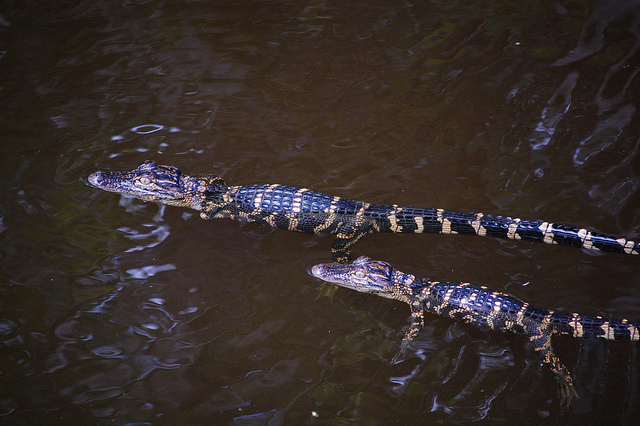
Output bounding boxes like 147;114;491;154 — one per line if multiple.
138;177;151;185
354;270;365;279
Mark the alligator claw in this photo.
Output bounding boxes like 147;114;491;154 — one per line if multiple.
558;380;578;409
392;341;411;363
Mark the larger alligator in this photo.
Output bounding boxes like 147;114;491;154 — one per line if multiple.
310;256;640;407
87;160;640;262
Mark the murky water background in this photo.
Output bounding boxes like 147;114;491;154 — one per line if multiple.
1;0;640;423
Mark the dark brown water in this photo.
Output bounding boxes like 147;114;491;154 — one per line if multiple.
2;0;639;423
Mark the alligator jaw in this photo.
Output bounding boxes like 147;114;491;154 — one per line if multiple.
88;160;203;210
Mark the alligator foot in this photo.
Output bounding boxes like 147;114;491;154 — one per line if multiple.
557;376;578;409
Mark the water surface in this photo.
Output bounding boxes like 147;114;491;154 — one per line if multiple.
1;0;639;423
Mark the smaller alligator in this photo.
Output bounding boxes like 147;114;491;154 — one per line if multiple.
310;256;640;406
87;160;640;262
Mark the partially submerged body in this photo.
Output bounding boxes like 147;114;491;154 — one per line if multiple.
310;256;640;407
88;160;640;262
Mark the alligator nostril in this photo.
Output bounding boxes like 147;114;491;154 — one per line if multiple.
309;265;323;278
87;171;103;187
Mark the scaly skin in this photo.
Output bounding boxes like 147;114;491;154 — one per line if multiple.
310;256;640;407
88;160;640;262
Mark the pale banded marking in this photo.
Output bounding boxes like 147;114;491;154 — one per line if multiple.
539;222;555;244
620;319;640;340
616;319;639;341
471;213;487;236
263;213;277;227
287;215;299;229
404;274;416;287
327;195;341;214
253;183;280;209
288;189;306;213
515;302;529;324
434;209;457;234
225;186;242;203
507;219;521;240
313;213;338;233
619;238;637;255
442;286;454;304
254;184;274;208
577;228;594;250
442;218;454;234
356;202;371;217
601;322;616;340
577;228;588;241
569;313;583;338
414;216;424;233
388;205;402;232
629;324;639;341
388;214;399;232
541;310;554;329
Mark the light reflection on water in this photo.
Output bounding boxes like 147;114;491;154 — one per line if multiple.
1;0;640;424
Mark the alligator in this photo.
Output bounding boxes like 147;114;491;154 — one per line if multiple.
310;256;640;406
87;160;640;262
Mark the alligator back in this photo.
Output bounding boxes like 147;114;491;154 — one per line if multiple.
230;184;359;219
425;281;534;334
220;184;356;234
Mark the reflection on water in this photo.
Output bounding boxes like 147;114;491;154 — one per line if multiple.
530;71;578;151
1;0;640;423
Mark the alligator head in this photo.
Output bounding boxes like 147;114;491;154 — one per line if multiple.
310;256;417;301
88;160;220;211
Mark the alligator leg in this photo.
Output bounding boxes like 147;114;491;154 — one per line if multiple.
331;219;374;263
392;304;426;362
529;333;578;408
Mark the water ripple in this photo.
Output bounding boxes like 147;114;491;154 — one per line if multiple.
126;263;177;279
130;124;164;134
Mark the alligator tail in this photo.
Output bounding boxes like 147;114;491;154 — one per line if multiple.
550;312;640;341
382;206;640;255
